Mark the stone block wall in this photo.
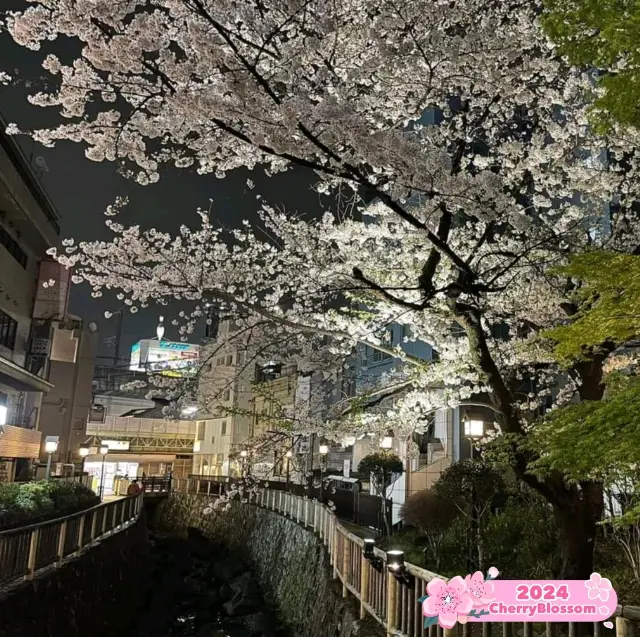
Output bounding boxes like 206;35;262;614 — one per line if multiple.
0;517;150;637
156;494;383;637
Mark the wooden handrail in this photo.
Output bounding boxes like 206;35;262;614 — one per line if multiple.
0;494;138;536
0;493;144;587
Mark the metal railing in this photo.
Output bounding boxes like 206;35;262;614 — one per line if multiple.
171;483;640;637
178;475;393;533
0;493;144;588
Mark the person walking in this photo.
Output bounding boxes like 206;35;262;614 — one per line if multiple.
127;479;141;496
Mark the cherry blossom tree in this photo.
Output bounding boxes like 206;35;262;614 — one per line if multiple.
6;0;640;577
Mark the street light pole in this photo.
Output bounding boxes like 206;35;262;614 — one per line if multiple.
319;444;328;502
463;417;484;573
44;439;58;480
98;444;109;500
79;444;89;475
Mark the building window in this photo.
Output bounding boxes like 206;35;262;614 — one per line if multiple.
226;354;233;366
197;421;206;441
372;327;393;362
221;420;227;435
222;389;230;401
211;435;215;445
0;226;27;269
0;310;18;351
216;453;224;464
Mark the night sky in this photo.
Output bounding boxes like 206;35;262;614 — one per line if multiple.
1;5;330;362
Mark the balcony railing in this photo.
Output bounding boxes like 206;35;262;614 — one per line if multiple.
0;493;143;588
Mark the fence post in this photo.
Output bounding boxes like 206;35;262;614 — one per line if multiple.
102;504;109;534
616;618;635;637
77;515;85;552
386;568;397;637
207;481;211;496
341;532;349;597
56;520;68;564
90;509;98;540
25;528;40;580
297;497;301;522
360;552;369;619
112;502;118;530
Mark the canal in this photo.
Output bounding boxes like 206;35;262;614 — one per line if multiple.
128;529;288;637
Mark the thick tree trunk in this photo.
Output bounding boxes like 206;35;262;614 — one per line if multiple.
554;484;603;578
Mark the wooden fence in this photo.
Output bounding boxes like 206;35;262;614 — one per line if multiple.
171;482;640;637
0;493;144;588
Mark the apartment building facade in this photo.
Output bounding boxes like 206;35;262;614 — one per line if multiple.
0;117;61;481
192;320;254;477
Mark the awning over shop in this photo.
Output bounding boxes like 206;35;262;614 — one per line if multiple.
0;355;54;393
0;425;42;459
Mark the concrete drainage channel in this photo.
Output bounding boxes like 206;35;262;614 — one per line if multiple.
127;527;289;637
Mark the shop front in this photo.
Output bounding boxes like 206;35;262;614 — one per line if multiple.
84;453;178;496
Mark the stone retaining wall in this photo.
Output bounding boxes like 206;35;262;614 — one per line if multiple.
0;516;150;637
156;494;383;637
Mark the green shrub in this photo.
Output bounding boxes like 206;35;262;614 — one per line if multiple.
0;480;99;530
483;497;561;578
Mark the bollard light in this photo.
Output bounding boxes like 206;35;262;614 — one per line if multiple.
363;538;376;559
363;538;384;571
386;550;405;571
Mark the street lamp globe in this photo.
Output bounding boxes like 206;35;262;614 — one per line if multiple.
240;450;248;458
78;445;90;458
156;315;165;341
379;433;393;450
99;445;109;456
45;440;58;454
464;419;485;439
319;444;329;455
285;450;293;458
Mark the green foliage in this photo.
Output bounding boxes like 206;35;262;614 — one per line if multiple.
525;374;640;483
402;490;459;534
433;459;505;515
544;252;640;362
0;480;99;530
358;451;403;491
483;497;561;578
393;494;561;579
542;0;640;132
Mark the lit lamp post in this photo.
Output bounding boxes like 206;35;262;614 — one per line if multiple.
240;450;248;478
78;444;90;474
285;450;292;490
44;439;58;480
99;444;109;500
379;431;394;451
319;444;329;502
463;414;485;572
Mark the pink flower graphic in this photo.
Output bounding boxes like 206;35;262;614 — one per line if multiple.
585;573;612;602
465;571;496;607
423;577;473;629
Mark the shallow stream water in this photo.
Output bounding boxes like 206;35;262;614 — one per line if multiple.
128;531;286;637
